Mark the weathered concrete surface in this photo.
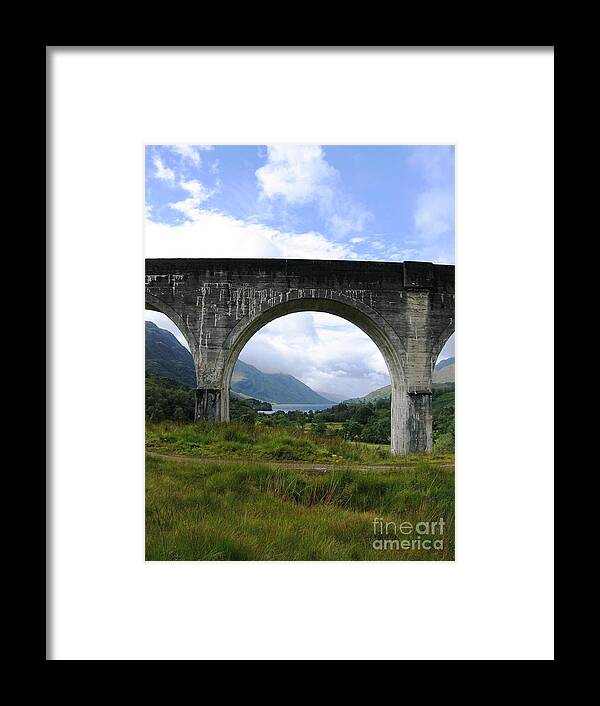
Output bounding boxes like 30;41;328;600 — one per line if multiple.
145;258;454;454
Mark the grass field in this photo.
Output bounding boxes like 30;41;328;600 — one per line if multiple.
146;421;455;466
145;422;455;561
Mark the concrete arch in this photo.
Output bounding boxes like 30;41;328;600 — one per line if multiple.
221;297;409;455
145;292;198;356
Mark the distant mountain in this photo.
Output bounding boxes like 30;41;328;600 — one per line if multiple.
345;357;455;403
145;321;332;404
231;360;332;404
145;321;196;388
432;356;455;384
314;390;348;403
346;385;391;404
435;357;455;371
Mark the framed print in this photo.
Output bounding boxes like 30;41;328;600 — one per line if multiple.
48;47;554;660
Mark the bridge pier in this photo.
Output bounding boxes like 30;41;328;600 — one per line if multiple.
195;388;223;423
407;390;433;453
193;348;226;422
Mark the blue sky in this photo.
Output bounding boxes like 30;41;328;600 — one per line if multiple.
145;144;454;398
145;144;454;263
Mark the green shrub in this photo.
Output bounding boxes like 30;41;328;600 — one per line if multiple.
433;432;454;453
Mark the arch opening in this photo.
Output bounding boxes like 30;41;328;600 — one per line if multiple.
222;297;405;398
221;297;408;454
234;312;390;403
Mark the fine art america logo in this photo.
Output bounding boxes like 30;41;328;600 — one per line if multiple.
372;517;445;552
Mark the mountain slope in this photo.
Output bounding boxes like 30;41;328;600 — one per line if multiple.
231;360;332;404
346;357;455;403
145;321;196;388
145;321;332;404
314;390;348;403
432;357;455;384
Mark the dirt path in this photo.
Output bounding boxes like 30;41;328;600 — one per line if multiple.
146;451;454;473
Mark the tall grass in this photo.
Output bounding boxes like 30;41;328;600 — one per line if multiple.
145;455;455;561
146;421;454;466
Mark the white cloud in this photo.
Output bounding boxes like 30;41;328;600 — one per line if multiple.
408;147;453;185
170;145;201;165
168;180;216;219
153;156;175;182
256;144;371;238
407;146;455;260
414;189;453;240
169;144;214;165
271;230;359;260
180;179;213;201
327;202;371;237
239;312;390;399
145;209;360;260
256;145;336;205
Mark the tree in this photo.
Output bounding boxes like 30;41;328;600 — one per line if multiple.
342;420;362;440
360;418;390;444
353;405;374;425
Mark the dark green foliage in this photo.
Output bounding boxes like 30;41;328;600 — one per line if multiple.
316;402;356;423
432;385;455;451
229;396;272;423
145;374;195;422
146;374;272;423
145;372;454;450
360;417;391;444
313;385;453;448
342;419;363;441
354;405;374;425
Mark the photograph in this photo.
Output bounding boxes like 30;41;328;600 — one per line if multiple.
144;144;455;560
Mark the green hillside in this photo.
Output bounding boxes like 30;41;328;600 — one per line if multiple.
145;321;196;388
346;357;455;403
432;357;455;384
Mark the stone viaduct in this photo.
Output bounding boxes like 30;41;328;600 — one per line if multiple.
145;258;454;455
